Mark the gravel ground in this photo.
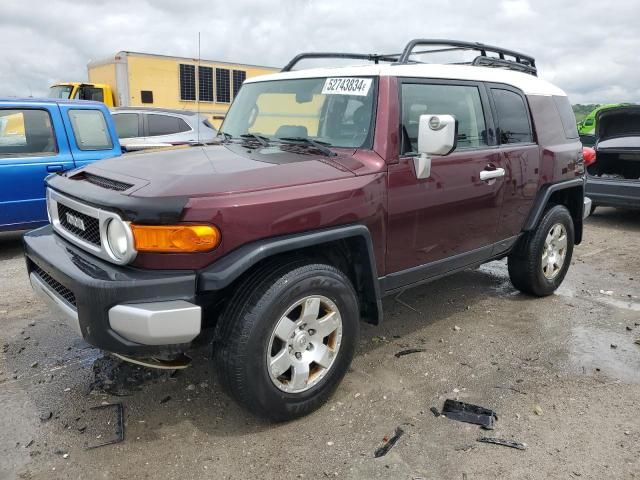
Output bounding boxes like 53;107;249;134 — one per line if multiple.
1;207;639;480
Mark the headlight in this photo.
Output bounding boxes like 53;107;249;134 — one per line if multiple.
105;218;133;262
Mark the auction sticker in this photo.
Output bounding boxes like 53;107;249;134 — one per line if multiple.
322;77;372;96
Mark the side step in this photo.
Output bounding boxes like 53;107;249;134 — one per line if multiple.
113;352;192;370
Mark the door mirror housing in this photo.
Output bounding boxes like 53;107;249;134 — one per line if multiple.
413;114;458;179
418;114;457;156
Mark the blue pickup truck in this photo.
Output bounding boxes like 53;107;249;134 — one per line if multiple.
0;98;121;231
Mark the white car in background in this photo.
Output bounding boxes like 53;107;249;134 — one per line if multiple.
111;107;217;150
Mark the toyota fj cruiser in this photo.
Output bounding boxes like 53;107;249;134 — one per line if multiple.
24;40;590;421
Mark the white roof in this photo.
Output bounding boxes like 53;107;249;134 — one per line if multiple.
245;63;565;97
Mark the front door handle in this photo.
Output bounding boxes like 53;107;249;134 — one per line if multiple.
480;168;505;181
46;164;64;172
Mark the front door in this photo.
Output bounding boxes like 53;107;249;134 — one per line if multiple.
0;106;74;230
386;80;505;279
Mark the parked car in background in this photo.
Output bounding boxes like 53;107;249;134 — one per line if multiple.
585;104;640;212
111;107;217;150
0;98;120;231
25;39;589;421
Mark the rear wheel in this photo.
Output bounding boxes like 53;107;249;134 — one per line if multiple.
213;262;359;421
508;205;574;296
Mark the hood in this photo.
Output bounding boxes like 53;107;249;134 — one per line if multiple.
596;105;640;141
77;143;357;198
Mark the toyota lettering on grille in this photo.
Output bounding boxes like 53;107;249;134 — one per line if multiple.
65;212;86;231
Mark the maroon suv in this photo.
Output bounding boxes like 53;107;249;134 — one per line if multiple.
24;40;589;421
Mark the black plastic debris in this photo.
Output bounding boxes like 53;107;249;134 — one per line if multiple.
430;406;441;417
442;399;497;429
374;427;404;458
477;437;526;450
85;403;125;450
394;348;427;358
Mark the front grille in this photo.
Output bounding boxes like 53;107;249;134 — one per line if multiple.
57;203;101;246
33;264;77;308
83;173;133;192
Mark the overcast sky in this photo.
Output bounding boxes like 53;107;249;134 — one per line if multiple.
0;0;638;104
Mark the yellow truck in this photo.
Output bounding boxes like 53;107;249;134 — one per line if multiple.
49;51;278;128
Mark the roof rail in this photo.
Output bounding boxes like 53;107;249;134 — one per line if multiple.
281;52;400;72
281;39;537;76
397;39;537;76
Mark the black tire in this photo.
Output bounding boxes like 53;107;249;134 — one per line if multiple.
213;261;359;421
590;204;597;216
508;205;575;296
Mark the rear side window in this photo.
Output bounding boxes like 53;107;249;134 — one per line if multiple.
147;114;191;136
113;113;140;139
0;109;57;156
491;88;533;144
75;86;104;103
401;83;488;153
68;109;113;150
553;96;579;139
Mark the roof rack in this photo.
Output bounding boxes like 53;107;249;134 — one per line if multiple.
281;39;537;76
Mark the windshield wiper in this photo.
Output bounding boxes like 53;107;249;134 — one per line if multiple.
240;133;270;147
277;137;337;157
217;131;232;143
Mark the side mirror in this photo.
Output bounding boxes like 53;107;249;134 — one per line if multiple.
413;114;457;179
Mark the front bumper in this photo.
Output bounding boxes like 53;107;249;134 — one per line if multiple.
586;177;640;209
24;225;201;355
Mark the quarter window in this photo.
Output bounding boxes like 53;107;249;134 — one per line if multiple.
113;113;140;139
401;83;488;153
146;114;191;136
491;88;533;144
68;109;113;150
0;109;57;156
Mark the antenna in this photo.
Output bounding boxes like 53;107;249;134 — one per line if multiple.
197;31;201;144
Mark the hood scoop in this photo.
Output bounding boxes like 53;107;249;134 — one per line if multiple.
74;172;134;192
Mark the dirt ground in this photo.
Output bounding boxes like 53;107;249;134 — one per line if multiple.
1;207;638;480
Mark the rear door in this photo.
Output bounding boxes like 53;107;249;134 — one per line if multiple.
486;85;540;241
0;104;74;230
143;113;194;145
386;80;505;278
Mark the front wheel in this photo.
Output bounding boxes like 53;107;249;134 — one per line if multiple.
213;262;359;421
508;205;575;296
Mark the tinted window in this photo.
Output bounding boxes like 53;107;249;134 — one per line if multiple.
0;109;57;156
113;113;140;139
140;90;154;104
76;86;104;102
179;64;196;101
401;83;488;153
216;68;231;103
68;109;113;150
492;89;533;144
553;96;579;139
147;114;191;136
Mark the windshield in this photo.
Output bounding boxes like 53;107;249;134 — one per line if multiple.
221;77;376;149
49;85;73;99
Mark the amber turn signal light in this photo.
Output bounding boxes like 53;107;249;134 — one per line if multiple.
131;224;221;253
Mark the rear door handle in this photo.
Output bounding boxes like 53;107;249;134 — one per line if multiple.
46;164;64;172
480;168;505;181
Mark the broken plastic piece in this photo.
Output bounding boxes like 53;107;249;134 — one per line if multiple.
394;348;426;358
430;406;441;417
442;399;497;429
374;427;404;458
85;403;124;450
477;437;526;450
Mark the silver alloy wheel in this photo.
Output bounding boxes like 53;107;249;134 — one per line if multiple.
267;295;343;393
541;223;568;280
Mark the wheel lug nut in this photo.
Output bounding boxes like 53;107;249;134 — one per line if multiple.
295;352;302;360
308;329;316;335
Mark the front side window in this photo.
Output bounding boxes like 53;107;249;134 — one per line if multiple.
75;86;104;102
401;83;488;153
491;88;533;144
221;77;376;149
0;109;57;156
68;109;113;150
113;113;140;139
146;114;191;137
